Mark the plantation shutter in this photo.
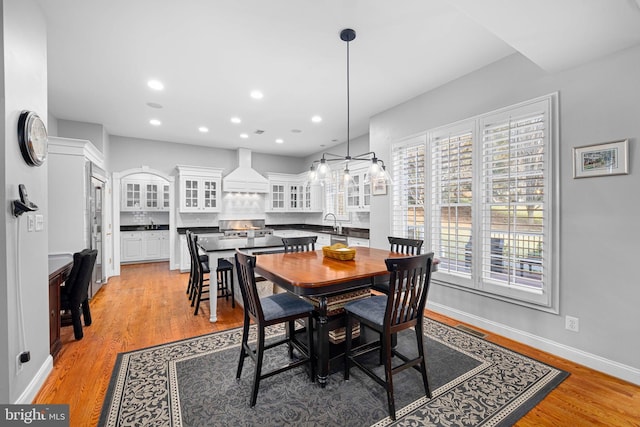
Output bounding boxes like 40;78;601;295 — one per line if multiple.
480;102;547;290
391;137;426;241
429;130;473;276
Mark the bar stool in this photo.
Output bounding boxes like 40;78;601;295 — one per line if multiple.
217;258;235;307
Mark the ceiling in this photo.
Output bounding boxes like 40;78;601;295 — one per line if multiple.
35;0;640;157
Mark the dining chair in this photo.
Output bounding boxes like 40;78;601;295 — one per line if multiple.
372;236;424;294
185;230;209;300
343;252;434;421
216;258;235;307
60;248;98;340
189;233;211;315
235;249;315;407
282;236;318;253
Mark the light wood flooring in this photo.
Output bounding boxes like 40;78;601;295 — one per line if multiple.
34;262;640;426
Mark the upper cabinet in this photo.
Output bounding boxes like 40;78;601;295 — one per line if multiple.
121;175;170;212
176;165;223;213
346;166;371;212
266;173;322;213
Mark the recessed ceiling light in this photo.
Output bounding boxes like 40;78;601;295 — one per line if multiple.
230;117;241;124
147;80;164;91
275;139;284;144
149;119;162;126
146;102;163;109
311;115;322;123
240;133;249;139
198;126;209;133
250;90;264;100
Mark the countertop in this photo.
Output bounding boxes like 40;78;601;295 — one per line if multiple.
197;235;285;253
121;225;170;231
178;223;369;239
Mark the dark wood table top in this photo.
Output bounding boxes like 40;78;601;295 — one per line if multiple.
254;247;405;296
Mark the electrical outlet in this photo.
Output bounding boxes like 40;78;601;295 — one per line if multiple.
565;315;579;332
27;214;35;232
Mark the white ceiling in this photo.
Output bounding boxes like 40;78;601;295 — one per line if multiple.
35;0;640;157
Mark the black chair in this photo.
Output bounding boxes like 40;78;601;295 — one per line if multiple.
216;258;235;307
186;230;209;300
282;236;318;253
372;236;423;294
235;249;315;407
60;249;98;340
188;232;210;315
344;252;434;421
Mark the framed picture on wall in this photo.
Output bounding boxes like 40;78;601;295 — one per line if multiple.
573;139;629;178
371;176;387;195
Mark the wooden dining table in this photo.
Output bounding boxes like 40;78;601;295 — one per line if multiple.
254;247;406;387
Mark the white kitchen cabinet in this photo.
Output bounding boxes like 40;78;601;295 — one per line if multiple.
346;167;371;212
122;230;170;262
160;231;170;259
121;232;144;262
176;165;223;213
121;177;144;211
268;181;287;212
349;237;370;248
289;183;303;210
302;180;323;212
267;173;322;213
122;175;171;211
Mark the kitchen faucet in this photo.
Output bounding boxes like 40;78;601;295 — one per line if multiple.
324;213;342;235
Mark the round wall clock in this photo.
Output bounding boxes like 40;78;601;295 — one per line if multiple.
18;110;48;167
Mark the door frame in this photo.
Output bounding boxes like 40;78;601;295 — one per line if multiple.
111;166;176;276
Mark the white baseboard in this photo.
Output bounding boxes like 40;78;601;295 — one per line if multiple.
430;302;640;386
14;356;53;404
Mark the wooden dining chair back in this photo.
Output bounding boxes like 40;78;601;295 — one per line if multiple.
282;236;318;253
388;236;423;255
344;252;434;421
60;248;97;340
234;249;315;407
188;232;210;315
185;230;196;298
373;236;424;294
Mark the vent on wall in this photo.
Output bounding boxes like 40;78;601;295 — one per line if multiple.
254;129;265;134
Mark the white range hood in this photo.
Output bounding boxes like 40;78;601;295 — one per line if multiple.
222;148;269;193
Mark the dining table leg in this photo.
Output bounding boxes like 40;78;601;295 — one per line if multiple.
316;296;329;388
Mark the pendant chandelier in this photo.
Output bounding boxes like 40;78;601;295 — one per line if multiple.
308;28;391;186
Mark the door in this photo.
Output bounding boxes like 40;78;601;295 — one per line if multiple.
90;173;106;297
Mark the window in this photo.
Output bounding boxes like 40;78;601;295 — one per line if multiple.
392;94;557;309
323;169;350;221
392;136;426;241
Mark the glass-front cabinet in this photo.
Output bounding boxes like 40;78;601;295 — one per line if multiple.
267;172;322;213
346;166;371;212
122;175;170;212
122;179;142;210
176;165;223;213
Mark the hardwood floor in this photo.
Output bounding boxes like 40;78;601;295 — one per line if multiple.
34;262;639;426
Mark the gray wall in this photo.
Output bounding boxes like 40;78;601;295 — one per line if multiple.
369;48;640;383
57;119;106;153
109;135;306;176
1;0;50;403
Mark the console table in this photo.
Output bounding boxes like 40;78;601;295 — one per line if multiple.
48;254;73;358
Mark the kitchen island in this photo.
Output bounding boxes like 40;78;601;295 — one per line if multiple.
196;234;285;254
195;234;287;322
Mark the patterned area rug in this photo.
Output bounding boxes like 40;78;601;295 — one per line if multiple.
99;319;568;426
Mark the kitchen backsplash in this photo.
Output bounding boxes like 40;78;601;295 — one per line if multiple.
120;211;170;226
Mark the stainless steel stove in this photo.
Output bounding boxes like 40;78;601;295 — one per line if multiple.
219;219;273;238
